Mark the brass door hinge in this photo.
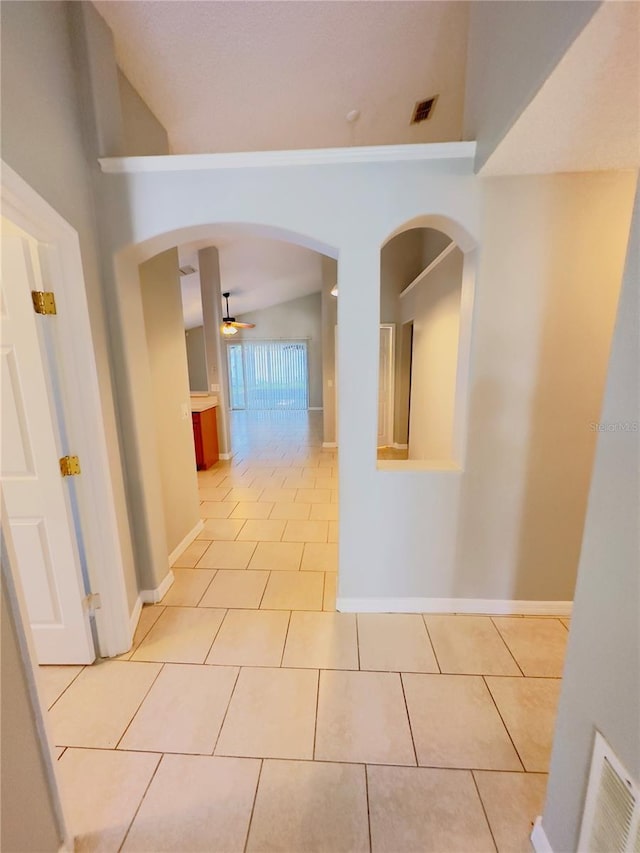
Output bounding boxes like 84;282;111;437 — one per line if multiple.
31;291;57;315
59;455;81;477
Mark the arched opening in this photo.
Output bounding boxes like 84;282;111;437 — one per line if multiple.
377;216;477;469
114;222;341;614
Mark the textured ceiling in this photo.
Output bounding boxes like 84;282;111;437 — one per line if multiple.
178;234;324;329
482;2;640;175
93;0;469;154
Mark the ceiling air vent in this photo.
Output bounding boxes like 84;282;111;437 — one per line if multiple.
411;95;438;124
179;265;197;276
578;731;640;852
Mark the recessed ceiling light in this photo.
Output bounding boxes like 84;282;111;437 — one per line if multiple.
179;265;197;276
346;109;360;123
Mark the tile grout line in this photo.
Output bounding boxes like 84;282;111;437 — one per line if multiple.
311;669;321;760
194;570;218;608
470;769;500;853
257;571;271;610
482;674;527;772
55;741;541;772
364;764;373;853
114;662;166;750
489;616;526;677
202;608;230;663
116;752;164;853
420;615;442;674
399;673;419;767
211;665;242;756
279;610;293;667
45;664;87;711
242;758;264;853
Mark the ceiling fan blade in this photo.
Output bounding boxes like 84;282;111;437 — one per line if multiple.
230;322;256;329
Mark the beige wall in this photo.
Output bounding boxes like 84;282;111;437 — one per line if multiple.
185;325;208;392
1;530;64;852
402;248;463;461
117;68;169;156
198;248;232;456
235;292;323;409
542;177;639;851
140;249;200;555
453;171;636;601
464;0;601;168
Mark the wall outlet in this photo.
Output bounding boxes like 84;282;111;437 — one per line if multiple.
180;403;190;420
211;384;220;392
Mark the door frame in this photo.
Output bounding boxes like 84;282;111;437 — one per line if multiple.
378;324;396;447
1;161;131;658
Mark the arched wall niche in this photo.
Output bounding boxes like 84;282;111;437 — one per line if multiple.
381;213;479;253
377;214;479;470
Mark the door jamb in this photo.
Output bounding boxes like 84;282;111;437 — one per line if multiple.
1;161;131;657
378;323;396;448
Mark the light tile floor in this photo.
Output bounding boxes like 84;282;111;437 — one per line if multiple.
41;411;569;852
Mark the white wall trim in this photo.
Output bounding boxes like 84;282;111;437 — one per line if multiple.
140;570;175;604
128;596;143;643
337;597;573;615
399;241;456;300
167;519;204;567
392;443;409;450
219;451;233;460
308;406;324;411
531;817;554;853
322;442;338;449
99;142;477;174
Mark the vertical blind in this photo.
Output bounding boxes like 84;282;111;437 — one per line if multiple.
227;340;309;410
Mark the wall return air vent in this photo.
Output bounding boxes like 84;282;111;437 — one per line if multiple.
578;731;640;852
411;95;438;124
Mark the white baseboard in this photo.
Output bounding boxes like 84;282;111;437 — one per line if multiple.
531;817;553;852
308;407;324;411
322;442;338;448
336;597;573;616
129;596;143;642
140;570;175;604
219;451;233;460
168;519;204;566
392;443;408;450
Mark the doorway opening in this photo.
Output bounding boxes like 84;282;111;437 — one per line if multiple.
129;228;340;625
228;340;310;411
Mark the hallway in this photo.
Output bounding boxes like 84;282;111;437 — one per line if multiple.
40;411;568;852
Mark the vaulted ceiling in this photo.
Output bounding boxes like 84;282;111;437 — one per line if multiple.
93;0;470;154
178;234;324;328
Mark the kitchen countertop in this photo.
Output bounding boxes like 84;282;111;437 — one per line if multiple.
190;395;218;413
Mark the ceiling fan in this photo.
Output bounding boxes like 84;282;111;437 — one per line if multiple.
221;292;255;336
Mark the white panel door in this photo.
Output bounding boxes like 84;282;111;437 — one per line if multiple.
1;225;95;664
378;325;395;447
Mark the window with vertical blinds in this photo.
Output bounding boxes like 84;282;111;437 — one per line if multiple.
227;341;309;410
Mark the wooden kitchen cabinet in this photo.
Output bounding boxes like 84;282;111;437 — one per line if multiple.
192;405;219;469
